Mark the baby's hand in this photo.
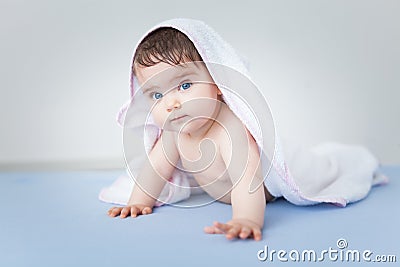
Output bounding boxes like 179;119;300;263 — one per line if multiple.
108;204;153;218
204;219;262;241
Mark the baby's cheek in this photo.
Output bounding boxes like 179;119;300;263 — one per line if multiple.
189;100;219;118
149;108;166;128
153;115;168;129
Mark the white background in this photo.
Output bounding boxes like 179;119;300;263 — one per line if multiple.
0;0;399;170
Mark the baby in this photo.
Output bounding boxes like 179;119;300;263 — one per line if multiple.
105;19;383;242
108;27;274;241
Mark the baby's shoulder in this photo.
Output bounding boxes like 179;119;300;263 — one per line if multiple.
207;106;241;142
211;104;251;144
214;104;247;133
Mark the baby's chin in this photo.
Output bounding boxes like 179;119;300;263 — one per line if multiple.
158;121;210;135
158;125;194;134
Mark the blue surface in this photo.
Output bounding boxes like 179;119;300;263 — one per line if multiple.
0;166;398;266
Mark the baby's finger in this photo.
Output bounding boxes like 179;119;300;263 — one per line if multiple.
142;207;152;215
120;207;130;218
204;226;224;234
226;225;241;240
239;227;252;239
213;221;232;233
131;206;140;217
108;207;122;217
252;227;262;241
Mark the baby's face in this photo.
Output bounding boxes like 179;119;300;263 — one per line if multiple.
135;61;221;134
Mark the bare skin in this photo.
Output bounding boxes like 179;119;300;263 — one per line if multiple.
108;62;274;241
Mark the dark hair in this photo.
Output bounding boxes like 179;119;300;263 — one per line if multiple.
133;27;203;73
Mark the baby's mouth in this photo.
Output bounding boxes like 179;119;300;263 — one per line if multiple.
170;115;188;122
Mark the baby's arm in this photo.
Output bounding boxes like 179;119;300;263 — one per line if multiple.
205;124;266;240
108;131;179;218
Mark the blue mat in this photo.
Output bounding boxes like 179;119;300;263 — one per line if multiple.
0;166;398;266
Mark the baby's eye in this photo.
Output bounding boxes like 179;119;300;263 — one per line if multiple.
179;82;192;91
152;92;163;100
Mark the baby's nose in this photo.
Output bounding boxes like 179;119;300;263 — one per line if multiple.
165;94;181;112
